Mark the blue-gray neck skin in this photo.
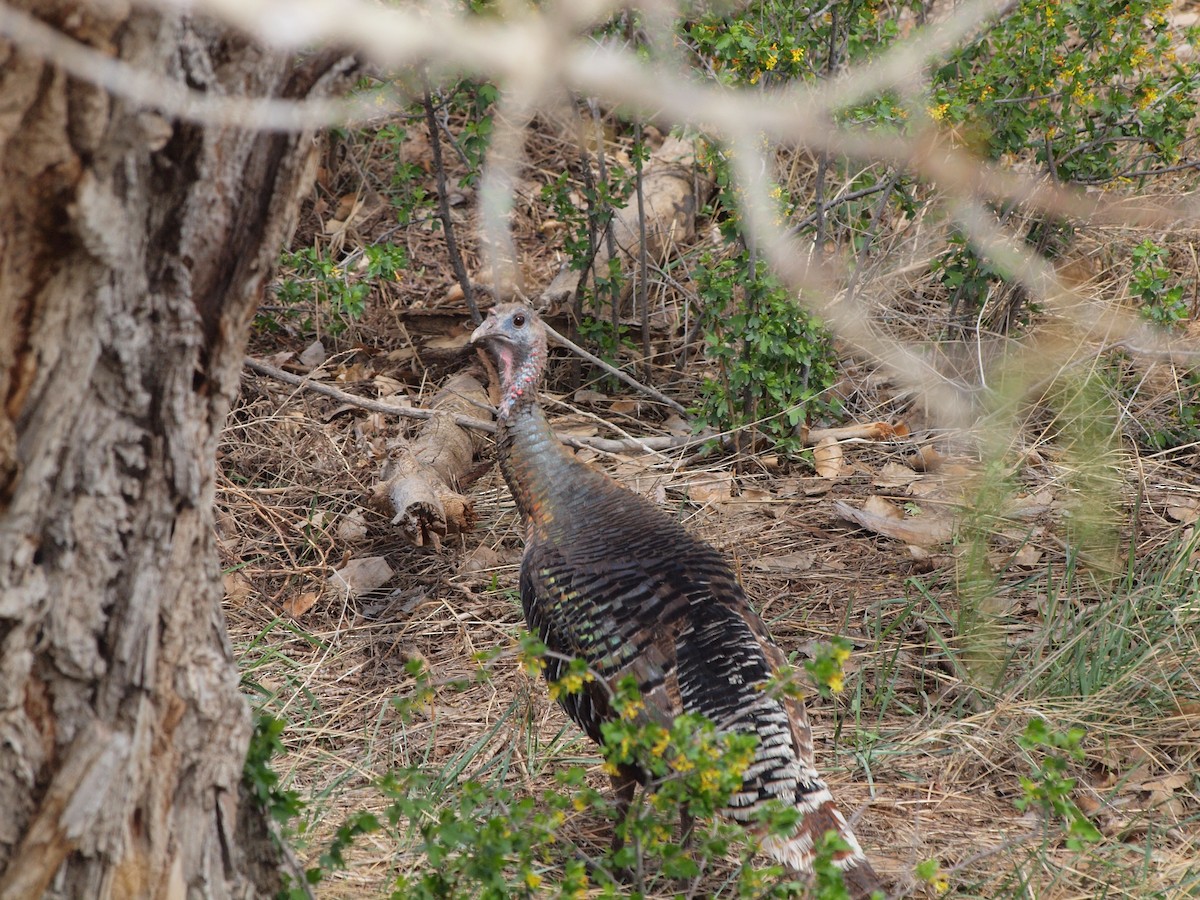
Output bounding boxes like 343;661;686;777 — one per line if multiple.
496;386;578;527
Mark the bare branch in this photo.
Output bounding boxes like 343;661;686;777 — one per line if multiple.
542;325;691;418
243;357;698;454
423;81;480;323
0;3;374;129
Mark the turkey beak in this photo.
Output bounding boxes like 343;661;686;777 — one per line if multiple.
469;318;494;347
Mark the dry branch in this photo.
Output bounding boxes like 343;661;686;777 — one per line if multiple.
374;372;494;549
243;356;702;454
544;325;690;417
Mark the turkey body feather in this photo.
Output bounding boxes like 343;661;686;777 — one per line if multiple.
472;303;882;896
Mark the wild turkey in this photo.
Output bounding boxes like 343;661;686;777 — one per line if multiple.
471;303;882;896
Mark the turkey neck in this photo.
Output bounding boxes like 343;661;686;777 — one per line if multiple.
496;396;580;527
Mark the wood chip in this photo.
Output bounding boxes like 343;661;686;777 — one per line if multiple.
329;556;394;598
222;572;253;606
834;498;955;547
336;509;368;543
873;461;920;488
687;471;733;507
863;494;904;519
299;339;327;368
908;445;943;472
813;436;844;479
749;551;815;574
283;591;319;619
1166;499;1200;524
662;414;692;435
805;420;909;443
458;545;506;579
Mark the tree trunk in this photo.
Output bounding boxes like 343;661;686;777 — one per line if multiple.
0;4;353;897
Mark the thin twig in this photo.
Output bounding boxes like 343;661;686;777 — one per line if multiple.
244;356;494;428
423;80;480;323
590;100;622;338
634;121;651;377
569;138;601;391
812;3;841;251
787;175;895;237
845;170;902;304
541;326;691;417
243;357;697;453
0;3;373;130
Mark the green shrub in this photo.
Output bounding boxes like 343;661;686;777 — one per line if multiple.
1016;719;1103;850
378;645;867;898
693;250;842;454
1131;239;1189;328
264;243;407;337
929;0;1200;183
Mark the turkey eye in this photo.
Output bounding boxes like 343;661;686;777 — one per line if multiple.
512;313;526;328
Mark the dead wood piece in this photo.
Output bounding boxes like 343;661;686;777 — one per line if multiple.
833;498;956;547
803;421;911;444
541;135;712;313
246;355;705;455
376;372;492;549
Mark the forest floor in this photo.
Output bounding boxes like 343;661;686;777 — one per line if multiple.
217;94;1200;898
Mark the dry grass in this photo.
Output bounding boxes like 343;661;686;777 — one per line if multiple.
218;93;1200;897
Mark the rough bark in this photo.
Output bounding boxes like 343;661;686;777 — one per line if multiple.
0;4;353;897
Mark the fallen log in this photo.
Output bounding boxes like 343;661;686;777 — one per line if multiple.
373;371;493;549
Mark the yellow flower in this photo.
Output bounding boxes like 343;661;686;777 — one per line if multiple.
928;103;950;121
1138;87;1159;110
601;760;621;776
832;644;852;665
731;751;753;775
765;53;778;71
525;871;542;890
827;672;845;694
572;795;588;812
791;48;804;63
749;69;761;85
619;698;644;721
931;872;950;894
